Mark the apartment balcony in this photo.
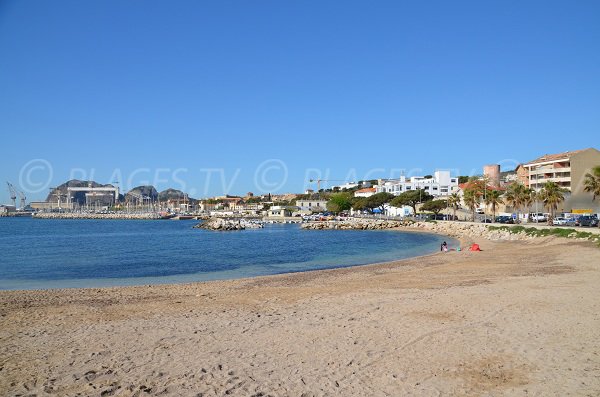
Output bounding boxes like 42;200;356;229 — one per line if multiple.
530;175;571;183
529;167;571;175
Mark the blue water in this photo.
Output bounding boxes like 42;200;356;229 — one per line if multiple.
0;218;454;290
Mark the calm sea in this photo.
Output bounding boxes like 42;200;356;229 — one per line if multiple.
0;218;453;290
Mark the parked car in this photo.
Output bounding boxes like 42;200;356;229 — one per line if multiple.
575;215;599;227
495;215;515;224
528;213;548;223
552;217;569;226
481;218;492;223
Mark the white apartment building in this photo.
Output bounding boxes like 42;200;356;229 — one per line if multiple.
374;171;458;197
295;199;329;211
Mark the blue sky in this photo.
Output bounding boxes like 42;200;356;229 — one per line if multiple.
1;0;599;202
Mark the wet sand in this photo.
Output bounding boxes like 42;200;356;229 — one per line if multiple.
1;237;599;396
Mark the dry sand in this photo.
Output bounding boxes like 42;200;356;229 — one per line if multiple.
1;236;600;396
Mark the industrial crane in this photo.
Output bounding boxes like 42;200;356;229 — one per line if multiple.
5;182;27;209
6;182;17;207
17;190;26;210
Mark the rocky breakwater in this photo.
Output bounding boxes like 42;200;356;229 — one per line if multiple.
194;218;264;231
301;218;404;230
301;218;536;242
406;221;534;241
32;212;161;220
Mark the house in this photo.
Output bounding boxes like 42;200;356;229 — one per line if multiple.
198;202;219;212
331;182;360;190
354;187;376;198
267;206;293;218
295;199;328;212
374;171;458;197
514;164;529;186
457;180;507;214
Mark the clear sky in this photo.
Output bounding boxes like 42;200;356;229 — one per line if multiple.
1;0;599;202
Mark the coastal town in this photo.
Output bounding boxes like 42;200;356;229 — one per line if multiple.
3;147;600;228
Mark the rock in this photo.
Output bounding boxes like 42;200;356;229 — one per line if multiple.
301;218;544;242
300;218;404;230
126;185;159;201
194;218;264;231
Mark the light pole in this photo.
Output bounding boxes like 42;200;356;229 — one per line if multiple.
483;179;487;224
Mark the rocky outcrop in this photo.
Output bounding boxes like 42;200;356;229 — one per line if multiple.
126;186;159;201
194;218;264;231
158;188;185;201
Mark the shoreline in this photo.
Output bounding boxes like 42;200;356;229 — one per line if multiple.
2;235;600;395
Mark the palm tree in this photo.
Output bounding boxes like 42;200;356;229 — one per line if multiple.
584;165;600;201
538;181;568;224
484;190;503;221
504;182;527;223
523;188;536;215
463;188;480;222
447;193;461;221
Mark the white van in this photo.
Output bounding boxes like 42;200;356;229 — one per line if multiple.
528;212;547;222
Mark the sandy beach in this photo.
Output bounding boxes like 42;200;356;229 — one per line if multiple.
1;235;600;396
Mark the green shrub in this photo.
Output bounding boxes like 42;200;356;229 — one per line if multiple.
487;225;599;246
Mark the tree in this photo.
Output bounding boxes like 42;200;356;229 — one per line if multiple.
352;197;368;213
584;165;600;201
523;188;537;215
538;181;568;223
447;193;461;221
463;188;480;222
421;200;447;216
504;182;528;223
326;192;353;214
364;192;395;214
458;176;470;184
484;190;503;221
390;189;433;216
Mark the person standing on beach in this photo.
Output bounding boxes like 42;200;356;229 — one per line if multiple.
441;241;447;251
